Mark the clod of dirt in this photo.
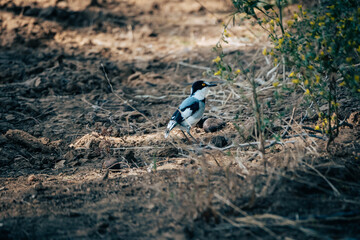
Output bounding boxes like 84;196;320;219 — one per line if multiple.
203;118;226;133
5;129;57;152
210;135;229;148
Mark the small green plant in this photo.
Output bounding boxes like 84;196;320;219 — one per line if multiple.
212;52;268;165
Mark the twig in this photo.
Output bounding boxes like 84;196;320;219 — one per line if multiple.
204;151;221;167
134;95;167;99
81;96;112;114
280;106;296;138
247;152;259;161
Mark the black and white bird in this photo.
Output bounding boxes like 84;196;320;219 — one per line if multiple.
164;80;217;141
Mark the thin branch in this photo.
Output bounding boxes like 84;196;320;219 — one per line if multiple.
178;62;211;71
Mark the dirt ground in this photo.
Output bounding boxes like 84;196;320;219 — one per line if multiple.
1;0;360;239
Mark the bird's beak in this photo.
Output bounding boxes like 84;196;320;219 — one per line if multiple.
207;83;217;87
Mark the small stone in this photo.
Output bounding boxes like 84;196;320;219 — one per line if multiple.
196;116;211;128
211;136;229;148
203;118;226;133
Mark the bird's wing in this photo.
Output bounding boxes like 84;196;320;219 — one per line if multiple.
165;98;201;138
167;97;200;127
165;108;183;138
170;109;183;123
178;97;200;120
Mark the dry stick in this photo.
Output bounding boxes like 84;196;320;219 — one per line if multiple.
100;63;157;129
282;133;327;141
81;96;112;114
177;62;210;71
280;106;296;138
249;69;266;168
304;162;341;197
204;151;221;167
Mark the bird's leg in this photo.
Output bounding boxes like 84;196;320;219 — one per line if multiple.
186;127;199;143
186;127;206;147
180;130;192;143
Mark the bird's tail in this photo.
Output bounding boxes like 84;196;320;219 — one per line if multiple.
164;120;177;138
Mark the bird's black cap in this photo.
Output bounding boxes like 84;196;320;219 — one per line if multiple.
191;80;217;94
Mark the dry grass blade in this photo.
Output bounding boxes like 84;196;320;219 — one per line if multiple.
234;214;320;237
214;193;279;239
215;194;321;238
304;162;341;197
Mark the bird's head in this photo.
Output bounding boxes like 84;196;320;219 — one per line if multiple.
190;80;217;100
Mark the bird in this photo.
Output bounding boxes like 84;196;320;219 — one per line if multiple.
164;80;217;141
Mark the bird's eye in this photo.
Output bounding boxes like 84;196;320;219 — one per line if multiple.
202;83;206;86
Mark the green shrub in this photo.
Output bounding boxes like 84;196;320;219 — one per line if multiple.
214;0;360;147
